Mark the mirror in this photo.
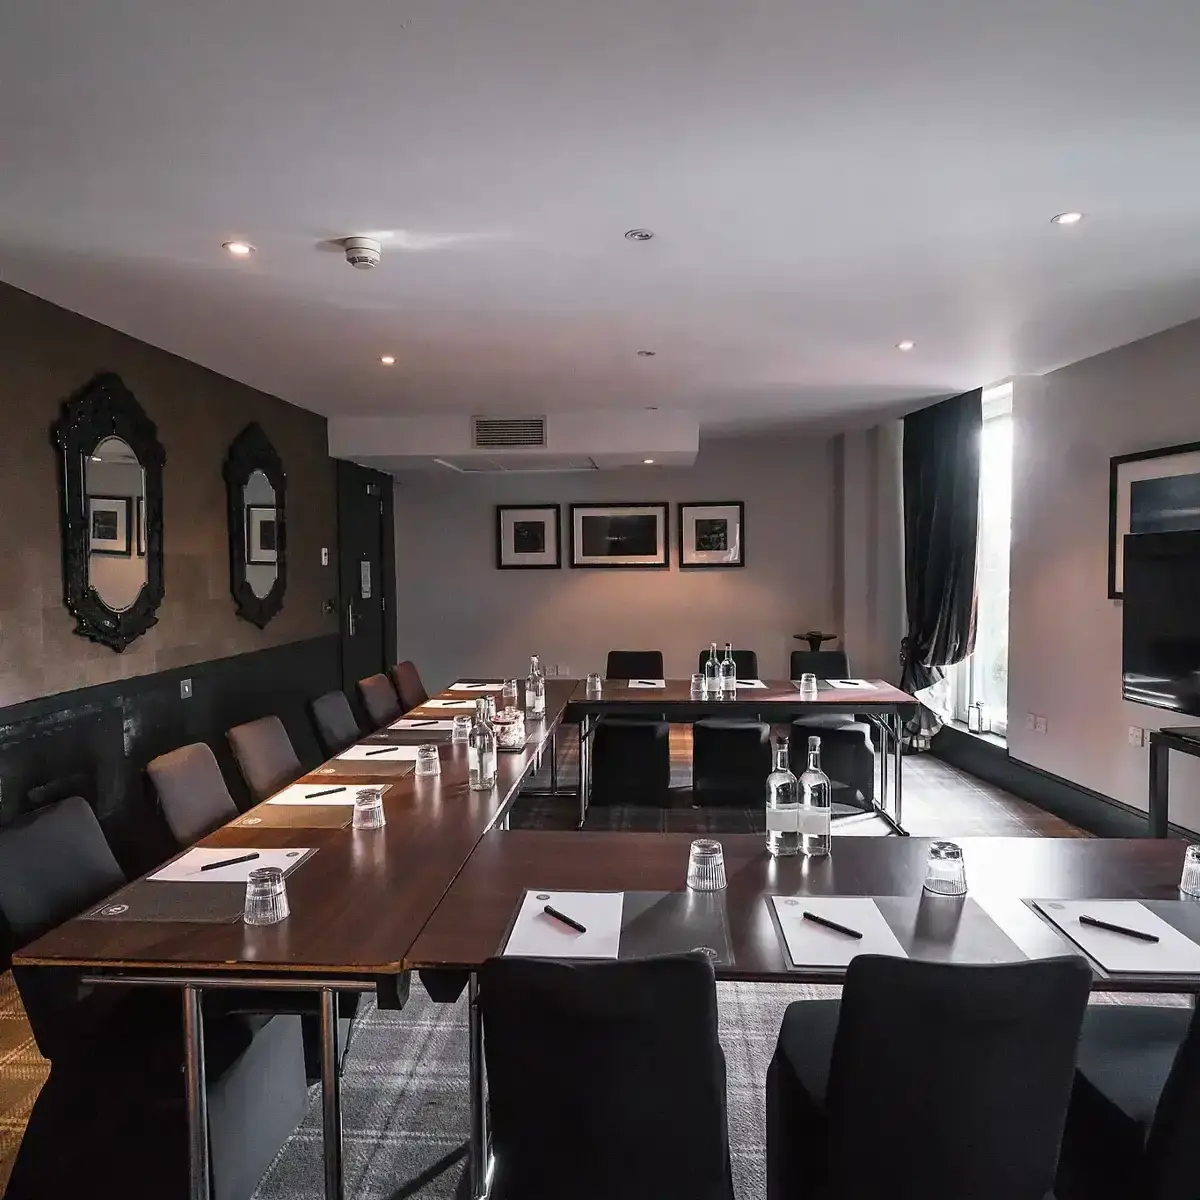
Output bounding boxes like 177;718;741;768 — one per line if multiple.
53;374;166;651
225;423;286;627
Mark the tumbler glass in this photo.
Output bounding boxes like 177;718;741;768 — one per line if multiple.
923;841;967;896
1180;845;1200;898
585;672;602;696
353;787;387;830
798;672;818;696
243;867;290;925
686;839;727;892
502;679;520;710
415;745;441;778
690;673;708;697
452;715;472;743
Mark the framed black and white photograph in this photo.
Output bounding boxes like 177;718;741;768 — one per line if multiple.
495;505;561;569
678;501;744;568
136;496;146;557
88;496;132;557
246;505;279;565
569;503;669;568
1109;441;1200;598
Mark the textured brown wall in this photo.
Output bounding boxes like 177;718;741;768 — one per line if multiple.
0;281;339;708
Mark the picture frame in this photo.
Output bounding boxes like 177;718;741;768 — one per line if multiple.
87;495;132;557
1108;440;1200;598
569;503;669;569
246;505;279;565
678;501;745;568
136;496;146;557
495;505;561;569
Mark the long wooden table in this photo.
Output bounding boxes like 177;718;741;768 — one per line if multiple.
12;678;577;1200
565;677;918;833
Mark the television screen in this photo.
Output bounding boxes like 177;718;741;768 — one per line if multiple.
1122;530;1200;715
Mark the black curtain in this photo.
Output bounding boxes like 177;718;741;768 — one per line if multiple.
899;388;982;737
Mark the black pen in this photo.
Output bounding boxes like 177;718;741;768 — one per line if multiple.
543;904;587;933
304;786;346;799
1079;914;1160;943
803;911;863;940
200;852;261;873
407;720;439;727
365;746;400;756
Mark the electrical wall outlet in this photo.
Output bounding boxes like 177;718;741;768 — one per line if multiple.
179;678;193;700
321;547;329;566
1024;713;1036;732
1128;726;1146;747
1034;715;1048;735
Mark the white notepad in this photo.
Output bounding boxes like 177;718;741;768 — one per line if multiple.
736;679;767;689
627;679;666;688
150;846;313;883
824;679;875;689
503;890;625;959
421;698;481;710
771;896;907;967
391;718;457;731
1032;900;1200;974
448;682;505;692
336;744;423;762
266;782;392;806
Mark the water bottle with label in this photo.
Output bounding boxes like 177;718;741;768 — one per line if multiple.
704;642;721;694
526;654;546;718
719;642;737;696
468;697;497;791
798;735;832;857
765;737;800;857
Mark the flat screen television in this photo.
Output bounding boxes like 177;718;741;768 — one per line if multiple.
1122;530;1200;715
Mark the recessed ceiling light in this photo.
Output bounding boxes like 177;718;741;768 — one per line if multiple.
222;240;255;256
643;458;655;464
379;355;396;365
896;340;915;352
625;229;655;241
1050;211;1085;226
637;350;656;357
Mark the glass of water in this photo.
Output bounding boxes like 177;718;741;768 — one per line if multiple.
586;672;602;695
452;715;472;743
415;745;441;778
353;787;387;830
690;672;708;697
1180;845;1200;898
923;841;967;895
798;672;818;696
502;679;520;710
686;839;727;892
243;867;290;925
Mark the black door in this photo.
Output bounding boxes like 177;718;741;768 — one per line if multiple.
337;460;396;697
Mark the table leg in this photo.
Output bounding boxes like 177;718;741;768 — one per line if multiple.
1149;738;1170;838
320;987;344;1200
892;710;904;828
183;984;211;1200
468;972;490;1198
549;728;559;796
579;715;591;827
876;716;890;816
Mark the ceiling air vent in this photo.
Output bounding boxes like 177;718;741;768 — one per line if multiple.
471;416;547;449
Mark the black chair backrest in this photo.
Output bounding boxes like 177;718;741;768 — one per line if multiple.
390;660;429;711
790;649;850;679
0;797;125;1058
227;715;302;802
1145;1001;1200;1199
479;954;732;1200
310;691;362;757
696;648;758;677
826;955;1092;1200
147;743;239;847
605;650;665;680
357;673;402;728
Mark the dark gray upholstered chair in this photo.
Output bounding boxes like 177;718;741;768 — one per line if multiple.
696;648;759;678
595;651;669;804
358;672;403;728
1056;1001;1200;1200
766;955;1091;1200
605;650;665;679
310;689;362;756
693;719;772;805
789;649;853;679
390;660;429;711
0;798;308;1200
147;742;238;845
479;953;735;1200
226;715;303;802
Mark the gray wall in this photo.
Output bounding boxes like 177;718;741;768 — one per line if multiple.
393;435;838;689
1009;319;1200;831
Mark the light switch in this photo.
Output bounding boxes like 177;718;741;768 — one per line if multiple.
180;678;193;700
321;547;329;566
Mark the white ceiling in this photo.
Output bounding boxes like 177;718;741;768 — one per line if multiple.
2;0;1199;434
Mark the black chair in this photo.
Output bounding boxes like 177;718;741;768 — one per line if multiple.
358;672;403;728
310;690;362;756
605;650;664;679
766;954;1092;1200
390;659;430;710
227;715;303;802
0;798;308;1200
592;717;671;804
697;648;759;678
147;742;239;845
1056;1001;1200;1200
789;649;853;679
479;953;735;1200
693;719;772;805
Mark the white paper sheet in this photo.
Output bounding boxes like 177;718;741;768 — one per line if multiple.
336;744;423;762
627;679;666;688
824;679;876;689
149;846;314;883
771;896;908;968
266;783;393;806
736;679;767;688
503;890;625;959
421;698;481;710
1032;900;1200;974
448;682;505;692
391;718;457;731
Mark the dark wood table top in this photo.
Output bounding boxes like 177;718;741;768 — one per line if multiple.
407;832;1200;992
13;679;577;979
565;678;919;716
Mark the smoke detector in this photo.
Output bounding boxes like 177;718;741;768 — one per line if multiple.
342;236;382;269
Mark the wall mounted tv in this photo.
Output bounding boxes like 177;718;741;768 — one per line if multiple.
1122;530;1200;716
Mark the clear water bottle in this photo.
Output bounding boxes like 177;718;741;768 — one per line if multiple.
798;735;832;857
468;697;497;791
765;737;800;857
526;654;546;718
704;642;721;694
719;642;737;696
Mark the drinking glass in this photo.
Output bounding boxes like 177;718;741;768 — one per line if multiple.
243;867;290;925
452;715;472;743
353;787;387;830
502;679;519;710
923;841;967;895
798;672;818;696
686;839;727;892
484;696;497;721
690;672;708;697
1180;845;1200;898
585;672;602;695
415;745;441;778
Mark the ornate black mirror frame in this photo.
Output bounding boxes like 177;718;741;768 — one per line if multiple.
224;422;287;628
52;373;166;652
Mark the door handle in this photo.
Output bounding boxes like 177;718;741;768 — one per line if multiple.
347;603;357;637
